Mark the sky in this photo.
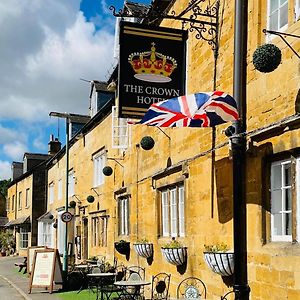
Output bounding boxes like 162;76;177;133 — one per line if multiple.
0;0;151;180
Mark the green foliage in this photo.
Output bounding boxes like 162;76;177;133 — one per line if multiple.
163;238;183;248
115;239;128;244
0;230;15;250
0;179;11;197
253;43;281;73
136;237;150;244
204;242;229;252
86;195;95;203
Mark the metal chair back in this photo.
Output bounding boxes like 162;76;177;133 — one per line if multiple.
125;266;145;280
177;277;207;299
150;272;171;300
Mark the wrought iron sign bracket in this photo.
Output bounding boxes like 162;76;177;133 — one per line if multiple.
109;0;220;52
263;29;300;59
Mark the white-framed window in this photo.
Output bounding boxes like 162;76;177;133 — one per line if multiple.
68;171;75;197
296;0;300;20
38;221;53;248
92;216;108;247
271;159;292;241
267;0;288;32
160;184;185;238
112;106;130;150
58;179;62;200
57;211;66;254
49;182;54;204
118;197;129;236
93;151;106;187
25;188;30;208
20;227;29;249
18;191;22;210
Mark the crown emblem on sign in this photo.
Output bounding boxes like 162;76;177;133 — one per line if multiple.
128;42;177;83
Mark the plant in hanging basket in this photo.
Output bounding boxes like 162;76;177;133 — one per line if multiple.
203;243;234;276
103;166;113;176
161;238;187;266
87;195;95;203
140;136;155;150
114;240;130;255
253;43;281;73
133;238;153;258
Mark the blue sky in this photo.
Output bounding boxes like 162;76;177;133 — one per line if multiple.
0;0;151;180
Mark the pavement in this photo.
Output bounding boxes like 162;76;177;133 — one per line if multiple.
0;256;62;300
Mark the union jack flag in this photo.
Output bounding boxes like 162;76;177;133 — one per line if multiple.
139;91;239;127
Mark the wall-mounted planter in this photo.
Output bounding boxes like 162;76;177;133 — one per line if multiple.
114;241;130;255
161;247;187;266
203;251;234;276
133;243;153;258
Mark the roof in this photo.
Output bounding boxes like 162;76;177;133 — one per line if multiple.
124;1;150;15
37;211;54;221
89;81;111;98
5;216;30;227
23;153;50;160
0;217;8;227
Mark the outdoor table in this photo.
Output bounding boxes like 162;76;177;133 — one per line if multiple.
114;280;151;300
87;272;117;300
73;264;91;293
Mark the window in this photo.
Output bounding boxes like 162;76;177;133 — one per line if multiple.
296;0;300;20
160;185;185;238
92;216;108;247
38;222;53;248
270;159;293;241
49;182;54;204
112;106;130;150
68;171;75;197
25;188;30;208
6;197;10;212
57;211;66;254
20;227;29;248
93;152;106;187
118;197;129;236
18;191;22;210
12;195;15;211
268;0;288;31
58;179;62;200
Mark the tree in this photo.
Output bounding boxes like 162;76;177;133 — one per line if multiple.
0;179;11;197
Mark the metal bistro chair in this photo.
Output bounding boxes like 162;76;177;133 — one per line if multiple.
101;265;126;300
88;266;102;294
177;277;207;299
150;272;171;300
122;266;146;299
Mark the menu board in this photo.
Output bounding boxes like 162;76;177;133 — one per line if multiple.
29;249;62;294
27;246;48;274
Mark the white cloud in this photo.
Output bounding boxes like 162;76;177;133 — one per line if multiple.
3;142;27;161
0;160;11;180
0;126;19;144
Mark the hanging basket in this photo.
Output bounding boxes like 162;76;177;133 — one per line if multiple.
140;136;155;150
133;243;153;258
161;247;187;266
203;251;234;276
253;44;281;73
114;241;130;255
103;166;113;176
87;195;95;203
69;200;76;208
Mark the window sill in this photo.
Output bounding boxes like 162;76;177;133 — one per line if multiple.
261;241;300;256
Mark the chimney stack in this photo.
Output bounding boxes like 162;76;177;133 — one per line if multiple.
48;135;61;156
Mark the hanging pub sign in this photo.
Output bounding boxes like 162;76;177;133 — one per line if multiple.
118;21;187;119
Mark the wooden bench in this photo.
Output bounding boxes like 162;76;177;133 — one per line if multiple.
15;257;27;274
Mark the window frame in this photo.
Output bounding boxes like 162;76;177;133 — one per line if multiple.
20;227;29;249
159;184;185;238
58;178;62;200
49;182;54;205
18;191;22;210
91;215;108;247
6;197;10;212
118;197;129;236
25;188;30;208
267;0;288;39
269;156;300;243
93;151;106;187
68;170;75;197
296;0;300;20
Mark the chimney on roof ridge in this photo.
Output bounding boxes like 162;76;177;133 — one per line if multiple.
48;135;61;156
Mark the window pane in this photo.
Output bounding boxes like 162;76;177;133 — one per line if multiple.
271;164;282;189
271;190;282;213
284;188;292;211
273;213;282;235
270;0;278;12
280;0;287;5
269;11;278;30
178;186;185;237
280;3;288;28
162;191;169;236
284;213;292;235
170;189;177;237
283;163;291;186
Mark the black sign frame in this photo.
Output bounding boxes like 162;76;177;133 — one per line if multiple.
118;21;187;119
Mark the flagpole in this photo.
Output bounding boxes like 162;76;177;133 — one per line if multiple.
232;0;250;299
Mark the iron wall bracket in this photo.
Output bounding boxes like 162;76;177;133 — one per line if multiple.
109;0;220;52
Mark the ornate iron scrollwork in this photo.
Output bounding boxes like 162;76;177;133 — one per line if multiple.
109;0;219;52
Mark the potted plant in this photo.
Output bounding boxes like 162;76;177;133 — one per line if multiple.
0;231;14;256
114;239;130;255
161;238;187;266
203;243;234;276
133;238;153;258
